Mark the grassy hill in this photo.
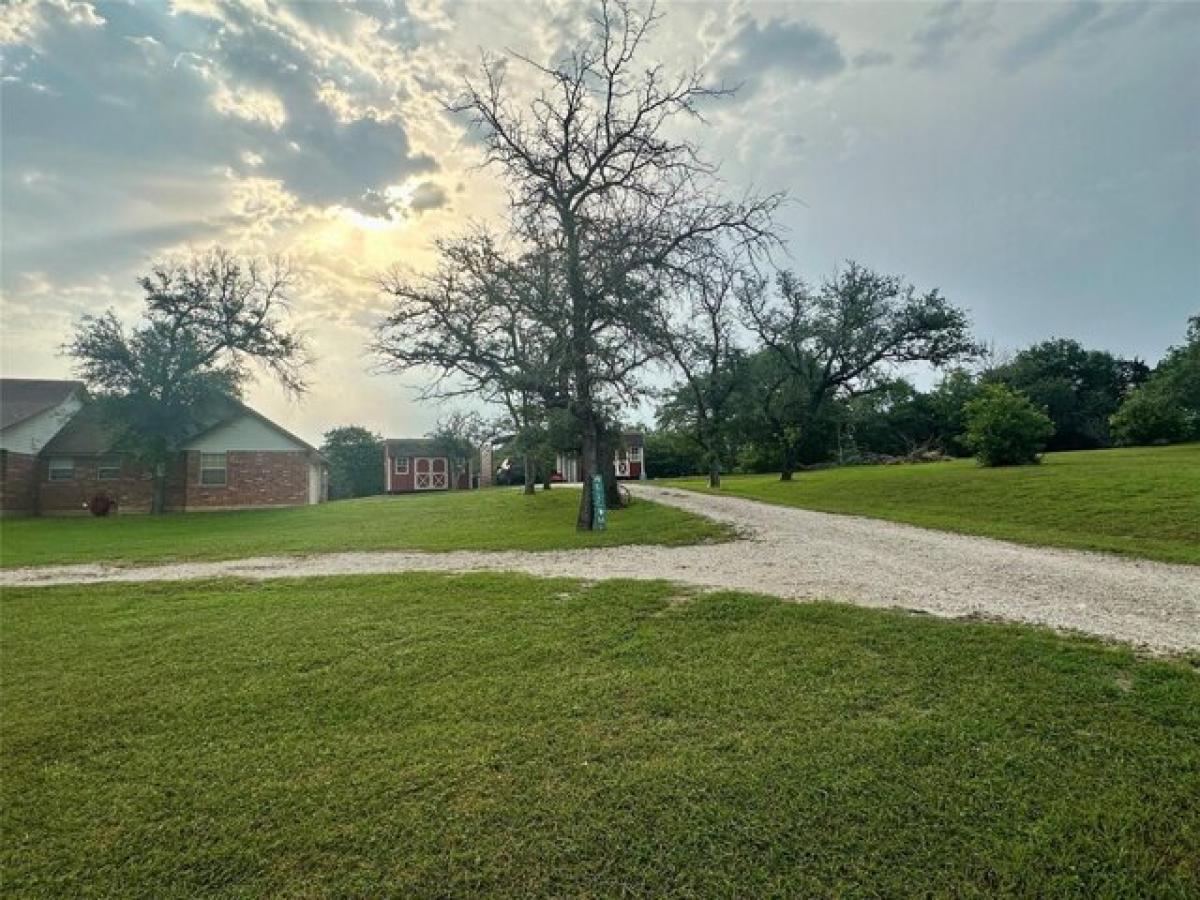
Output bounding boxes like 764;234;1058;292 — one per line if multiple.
0;488;729;569
670;444;1200;565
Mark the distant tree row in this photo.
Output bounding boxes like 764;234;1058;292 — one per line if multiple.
646;316;1199;478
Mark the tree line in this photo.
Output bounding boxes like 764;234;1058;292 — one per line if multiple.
648;318;1199;479
61;1;1198;519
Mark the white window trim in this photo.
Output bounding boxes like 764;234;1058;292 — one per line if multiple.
97;455;122;481
394;456;409;475
199;452;228;487
628;446;643;463
48;457;74;481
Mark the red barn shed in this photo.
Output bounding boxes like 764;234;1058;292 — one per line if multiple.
383;438;471;493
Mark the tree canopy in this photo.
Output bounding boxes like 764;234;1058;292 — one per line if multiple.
66;249;309;512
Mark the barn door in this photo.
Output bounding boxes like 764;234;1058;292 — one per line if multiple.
430;457;448;489
414;457;432;490
415;458;448;490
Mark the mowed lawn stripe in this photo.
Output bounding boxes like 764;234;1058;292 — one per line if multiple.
669;444;1200;565
2;574;1197;896
0;488;730;569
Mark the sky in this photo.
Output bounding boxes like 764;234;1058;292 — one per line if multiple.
2;0;1197;445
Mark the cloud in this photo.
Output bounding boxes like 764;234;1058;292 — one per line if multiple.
0;0;439;293
211;83;288;129
408;180;449;214
999;1;1150;72
711;15;846;96
853;49;894;69
910;0;994;68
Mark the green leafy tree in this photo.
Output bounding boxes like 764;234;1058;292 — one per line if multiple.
1110;390;1190;445
962;384;1055;466
66;249;308;513
742;262;979;477
988;339;1148;450
643;429;707;479
1110;316;1200;445
321;426;384;500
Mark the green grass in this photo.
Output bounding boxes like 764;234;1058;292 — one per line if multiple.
670;444;1200;565
2;574;1196;896
0;488;729;568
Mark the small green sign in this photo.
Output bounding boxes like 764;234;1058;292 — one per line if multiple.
591;474;607;531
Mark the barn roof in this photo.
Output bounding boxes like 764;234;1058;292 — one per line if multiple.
0;379;84;431
383;438;444;457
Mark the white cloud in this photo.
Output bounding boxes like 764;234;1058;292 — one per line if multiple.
211;82;288;129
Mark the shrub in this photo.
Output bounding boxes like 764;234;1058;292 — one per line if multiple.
962;385;1055;466
1110;387;1191;445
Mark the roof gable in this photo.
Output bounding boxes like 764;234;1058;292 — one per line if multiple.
0;379;85;431
41;394;320;457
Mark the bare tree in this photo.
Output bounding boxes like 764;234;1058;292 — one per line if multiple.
452;0;781;528
66;249;309;512
374;232;570;495
654;253;747;488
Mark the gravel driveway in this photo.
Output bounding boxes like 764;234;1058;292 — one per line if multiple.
3;483;1197;652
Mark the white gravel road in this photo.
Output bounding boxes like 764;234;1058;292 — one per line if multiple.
3;483;1197;652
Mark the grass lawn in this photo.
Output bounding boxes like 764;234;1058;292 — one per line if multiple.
0;488;729;569
670;443;1200;565
3;573;1198;896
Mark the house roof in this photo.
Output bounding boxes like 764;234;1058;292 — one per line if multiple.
183;397;322;457
42;394;323;458
0;378;84;431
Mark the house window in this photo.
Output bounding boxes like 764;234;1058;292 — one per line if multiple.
97;455;122;480
628;446;643;463
48;458;74;481
394;456;409;474
199;452;228;486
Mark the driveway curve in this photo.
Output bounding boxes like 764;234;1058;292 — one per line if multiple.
3;483;1197;652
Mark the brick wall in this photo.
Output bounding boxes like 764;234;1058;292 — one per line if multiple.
183;450;309;509
36;456;186;515
0;451;38;515
34;451;310;514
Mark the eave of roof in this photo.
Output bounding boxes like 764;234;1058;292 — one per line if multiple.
0;379;85;431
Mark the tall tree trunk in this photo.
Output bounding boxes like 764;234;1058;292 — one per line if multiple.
151;461;167;514
708;459;721;489
542;459;552;491
576;416;598;529
780;443;797;482
522;453;536;495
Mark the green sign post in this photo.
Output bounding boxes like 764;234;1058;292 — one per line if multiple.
590;474;607;531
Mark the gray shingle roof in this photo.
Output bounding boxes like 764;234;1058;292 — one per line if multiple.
42;394;322;457
383;438;444;457
0;379;84;431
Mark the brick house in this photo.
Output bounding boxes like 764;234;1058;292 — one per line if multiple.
1;379;328;515
0;379;86;515
383;438;472;493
